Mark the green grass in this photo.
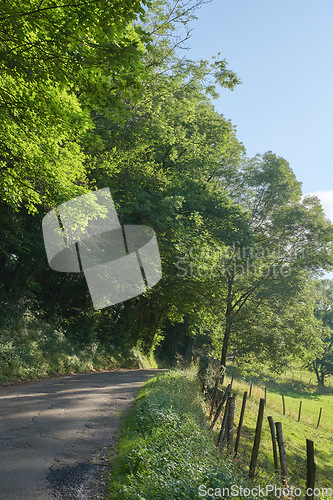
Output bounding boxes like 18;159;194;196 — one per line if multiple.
221;364;333;497
107;368;266;500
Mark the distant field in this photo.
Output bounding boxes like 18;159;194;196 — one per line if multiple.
220;364;333;496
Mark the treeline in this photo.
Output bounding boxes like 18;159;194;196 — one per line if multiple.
0;0;332;382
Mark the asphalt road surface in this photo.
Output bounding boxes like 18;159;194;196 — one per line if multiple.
0;369;162;499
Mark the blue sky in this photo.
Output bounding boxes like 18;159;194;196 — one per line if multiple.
185;0;333;223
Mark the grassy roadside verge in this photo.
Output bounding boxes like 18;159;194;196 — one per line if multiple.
107;368;264;500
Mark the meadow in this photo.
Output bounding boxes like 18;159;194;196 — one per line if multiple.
221;364;333;494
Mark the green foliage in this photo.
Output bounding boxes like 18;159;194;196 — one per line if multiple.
0;0;333;383
217;151;333;368
228;282;323;370
86;3;249;353
0;303;157;382
0;0;152;210
305;279;333;385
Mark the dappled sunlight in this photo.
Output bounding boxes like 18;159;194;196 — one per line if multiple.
0;369;162;499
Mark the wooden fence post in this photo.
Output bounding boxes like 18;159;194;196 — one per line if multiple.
275;422;288;486
227;393;236;453
267;416;279;474
264;386;267;404
217;401;229;448
306;439;316;500
249;398;265;478
234;391;247;457
210;384;230;430
281;394;285;416
249;383;253;397
298;401;302;422
317;407;322;428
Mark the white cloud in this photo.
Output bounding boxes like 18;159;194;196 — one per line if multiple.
304;190;333;221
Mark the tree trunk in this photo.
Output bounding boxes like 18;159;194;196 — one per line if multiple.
313;361;323;386
220;275;234;370
145;305;167;353
220;319;232;369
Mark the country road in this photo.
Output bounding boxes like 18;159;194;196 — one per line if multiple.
0;369;162;500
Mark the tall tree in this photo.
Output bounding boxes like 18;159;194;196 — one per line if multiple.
81;0;247;353
88;62;247;352
216;152;333;369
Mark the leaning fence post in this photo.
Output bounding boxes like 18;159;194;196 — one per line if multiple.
217;401;229;448
264;386;267;403
210;384;231;430
306;439;316;500
249;382;253;397
210;390;225;429
227;393;236;453
249;398;265;478
234;391;247;457
267;416;279;474
317;407;322;428
275;421;288;486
